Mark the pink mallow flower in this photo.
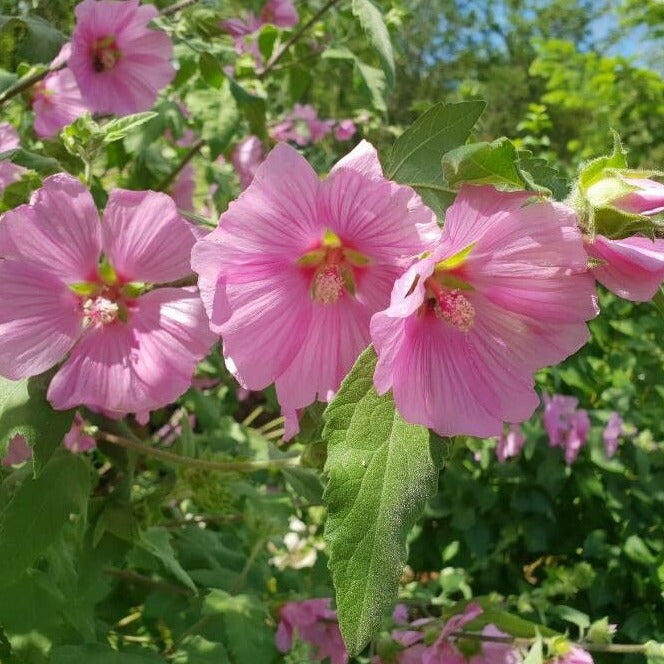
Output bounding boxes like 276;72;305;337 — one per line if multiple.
496;424;525;463
371;186;597;438
275;599;348;664
69;0;175;116
2;435;32;466
271;104;334;146
555;647;594;664
63;412;96;453
32;43;87;139
191;140;439;438
469;625;522;664
260;0;298;28
335;119;357;142
585;234;664;302
0;123;25;195
603;412;623;458
542;394;590;464
0;174;215;419
171;162;196;213
423;603;484;664
231;135;265;189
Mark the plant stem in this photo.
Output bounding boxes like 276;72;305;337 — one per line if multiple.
259;0;344;78
450;631;654;655
157;137;205;192
231;537;267;593
105;567;194;596
161;0;200;17
98;432;300;472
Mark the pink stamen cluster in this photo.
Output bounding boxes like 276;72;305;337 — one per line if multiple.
82;295;120;327
91;36;121;72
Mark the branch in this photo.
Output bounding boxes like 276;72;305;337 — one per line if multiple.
161;0;200;17
105;567;194;596
157;137;205;192
98;431;300;473
259;0;344;78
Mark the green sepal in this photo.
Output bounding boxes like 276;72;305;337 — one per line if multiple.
295;249;326;267
436;243;475;271
98;255;117;285
68;281;98;297
121;281;148;298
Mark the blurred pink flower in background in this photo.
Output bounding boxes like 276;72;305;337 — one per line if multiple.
469;625;522;664
170;162;196;213
334;119;357;141
0;174;215;419
191;140;438;438
260;0;298;28
542;394;590;464
496;424;525;462
371;186;597;438
63;412;96;453
555;646;594;664
585;234;664;302
69;0;174;115
2;435;31;466
32;43;87;139
271;104;334;146
232;135;265;189
603;412;623;458
0;123;25;195
276;598;348;664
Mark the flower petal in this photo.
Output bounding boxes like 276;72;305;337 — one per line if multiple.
102;189;198;283
586;234;664;301
48;287;215;414
0;174;101;282
0;260;81;379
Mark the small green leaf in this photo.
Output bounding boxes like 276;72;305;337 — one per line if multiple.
0;373;75;474
101;112;158;144
0;451;90;589
199;52;224;89
323;347;441;655
351;0;395;89
229;78;267;140
0;148;61;175
137;527;197;593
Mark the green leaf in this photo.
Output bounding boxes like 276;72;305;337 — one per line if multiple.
652;286;664;318
579;130;628;191
442;137;523;190
0;15;66;68
323;347;441;655
137;527;197;593
50;644;164;664
173;635;230;664
385;101;486;214
0;373;75;474
523;635;543;664
186;83;239;159
282;466;325;505
0;451;90;589
351;0;395;89
624;534;656;566
203;590;277;664
199;52;224;89
0;148;62;175
229;78;267;140
101;112;159;144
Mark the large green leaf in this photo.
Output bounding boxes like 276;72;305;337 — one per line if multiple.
323;347;441;655
0;15;66;68
0;148;62;175
0;451;90;588
385;101;486;215
137;526;197;593
351;0;395;89
0;373;75;474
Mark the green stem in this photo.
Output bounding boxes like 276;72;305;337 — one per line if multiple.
161;0;200;17
157;137;205;192
259;0;344;77
105;567;194;596
98;432;300;473
231;537;267;593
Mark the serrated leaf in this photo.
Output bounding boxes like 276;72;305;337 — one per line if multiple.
351;0;395;89
101;112;158;144
385;101;485;214
442;137;523;190
579;130;628;191
0;373;75;474
137;527;197;593
323;347;441;655
517;150;568;199
0;451;90;589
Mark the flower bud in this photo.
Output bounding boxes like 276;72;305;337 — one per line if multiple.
586;175;664;217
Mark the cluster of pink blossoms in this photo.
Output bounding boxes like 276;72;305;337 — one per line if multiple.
28;0;175;138
271;103;357;146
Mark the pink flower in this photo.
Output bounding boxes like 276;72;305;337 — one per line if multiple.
469;625;522;664
32;44;87;139
555;646;594;664
2;435;32;466
275;599;348;664
63;412;96;453
191;140;438;437
69;0;175;116
496;424;525;462
585;234;664;302
392;603;409;624
231;135;265;189
371;186;597;438
171;162;196;213
612;177;664;216
542;394;590;464
422;603;484;664
603;412;623;458
271;104;334;146
260;0;298;27
0;174;215;419
0;123;25;195
335;119;357;142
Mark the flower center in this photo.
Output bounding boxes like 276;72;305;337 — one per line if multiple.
296;229;370;306
82;296;119;327
91;36;122;72
432;287;475;332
